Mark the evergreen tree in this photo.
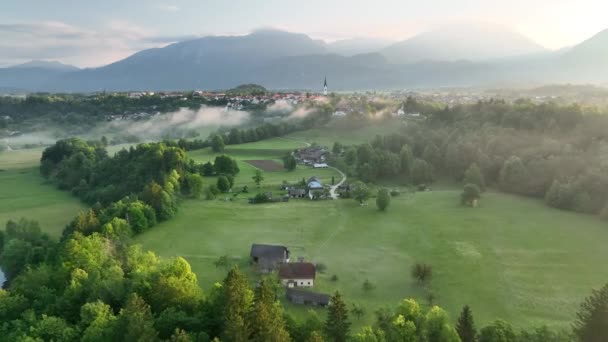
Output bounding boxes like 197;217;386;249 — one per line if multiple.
222;266;253;342
325;291;351;342
456;305;477;342
117;294;159;342
573;283;608;342
251;279;291;342
461;184;481;207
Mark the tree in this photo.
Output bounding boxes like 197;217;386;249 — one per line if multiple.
456;305;477;342
222;266;253;342
478;320;516;342
252;169;264;187
464;163;485;191
333;142;343;155
411;263;432;284
325;291;350;342
351;304;366;320
399;145;414;179
352;181;370;205
307;331;325;342
332;176;335;185
182;173;204;198
425;306;460;342
573;283;608;342
211;134;225;153
283;154;297;171
217;176;231;193
461;184;481;207
499;156;529;194
251;278;291;342
376;188;391;211
411;158;434;185
117;294;159;342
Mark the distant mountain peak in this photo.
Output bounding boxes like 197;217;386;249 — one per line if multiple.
10;60;79;71
382;23;546;64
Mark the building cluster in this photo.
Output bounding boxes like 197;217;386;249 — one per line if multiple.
249;244;330;307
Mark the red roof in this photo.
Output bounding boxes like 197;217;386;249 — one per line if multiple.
279;262;316;279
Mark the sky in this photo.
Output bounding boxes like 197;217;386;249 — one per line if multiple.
1;0;606;67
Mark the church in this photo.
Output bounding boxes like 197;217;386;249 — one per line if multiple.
323;77;328;96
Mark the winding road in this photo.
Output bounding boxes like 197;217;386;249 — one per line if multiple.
328;167;346;200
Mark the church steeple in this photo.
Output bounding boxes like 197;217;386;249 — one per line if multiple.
323;76;328;96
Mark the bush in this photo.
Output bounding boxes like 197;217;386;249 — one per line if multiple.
461;183;481;207
316;263;327;273
330;274;339;282
390;190;400;197
250;193;271;204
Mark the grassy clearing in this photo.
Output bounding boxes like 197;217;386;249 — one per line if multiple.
0;167;86;237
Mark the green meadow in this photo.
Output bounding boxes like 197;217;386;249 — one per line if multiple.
0;149;86;237
135;136;608;330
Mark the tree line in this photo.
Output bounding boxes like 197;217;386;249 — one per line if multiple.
332;98;608;218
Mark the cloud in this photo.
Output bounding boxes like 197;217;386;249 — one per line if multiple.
0;21;188;68
155;4;180;12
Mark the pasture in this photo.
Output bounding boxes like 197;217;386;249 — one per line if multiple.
135;135;608;329
0;152;86;237
136;188;608;329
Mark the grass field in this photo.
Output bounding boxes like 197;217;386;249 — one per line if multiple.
136;189;608;329
0;167;86;237
134;134;608;330
188;138;342;188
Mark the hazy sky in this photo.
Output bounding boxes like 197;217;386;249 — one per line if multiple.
1;0;606;67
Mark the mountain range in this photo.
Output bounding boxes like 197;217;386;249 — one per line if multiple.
1;25;607;92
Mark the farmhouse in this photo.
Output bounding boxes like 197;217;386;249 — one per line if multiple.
278;262;316;288
286;288;330;307
250;244;290;272
296;147;327;164
307;177;323;190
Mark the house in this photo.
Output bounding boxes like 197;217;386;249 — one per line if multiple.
313;163;329;169
307;177;323;190
250;244;290;273
279;262;316;288
297;147;327;164
288;188;307;198
286;289;330;307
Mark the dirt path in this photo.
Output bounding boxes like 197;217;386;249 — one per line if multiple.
329;167;346;200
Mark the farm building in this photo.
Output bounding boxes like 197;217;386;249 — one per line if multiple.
296;147;327;164
307;177;323;190
250;244;290;273
313;163;329;168
278;262;316;288
286;288;330;307
288;188;307;198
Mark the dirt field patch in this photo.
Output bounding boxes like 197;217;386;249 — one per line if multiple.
245;159;284;171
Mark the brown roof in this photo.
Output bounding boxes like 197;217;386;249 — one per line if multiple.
278;262;316;279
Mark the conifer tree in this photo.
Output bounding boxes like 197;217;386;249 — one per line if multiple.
456;305;477;342
251;279;291;342
325;291;351;342
222;266;253;342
